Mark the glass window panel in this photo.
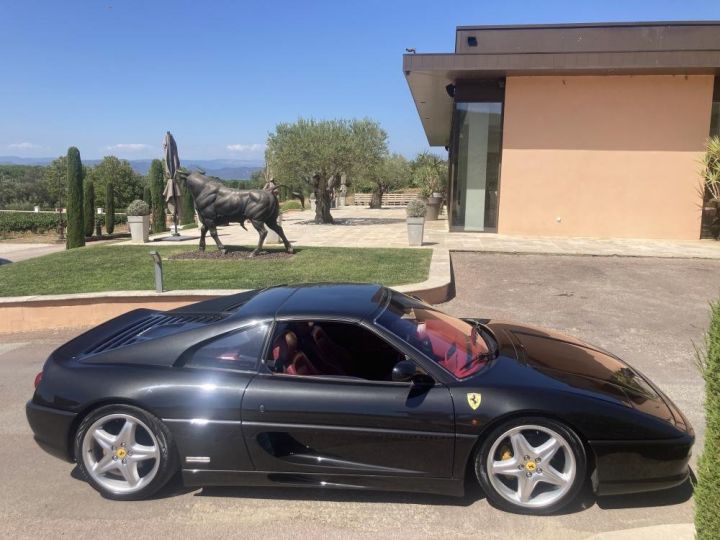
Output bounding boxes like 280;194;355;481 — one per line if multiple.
452;102;503;231
188;324;267;371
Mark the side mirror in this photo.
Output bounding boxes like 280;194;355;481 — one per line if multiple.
392;360;417;382
392;359;433;385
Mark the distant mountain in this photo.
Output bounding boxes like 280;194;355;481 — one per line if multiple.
0;156;264;180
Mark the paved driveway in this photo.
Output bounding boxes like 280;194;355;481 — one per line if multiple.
2;253;716;539
0;242;64;265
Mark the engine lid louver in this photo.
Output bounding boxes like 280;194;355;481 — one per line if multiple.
83;312;227;355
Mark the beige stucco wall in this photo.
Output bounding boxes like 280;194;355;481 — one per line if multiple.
497;75;714;239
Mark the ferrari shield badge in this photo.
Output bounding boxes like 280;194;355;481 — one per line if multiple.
467;392;482;410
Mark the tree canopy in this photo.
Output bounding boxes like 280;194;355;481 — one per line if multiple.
266;118;388;223
354;153;412;208
86;156;144;209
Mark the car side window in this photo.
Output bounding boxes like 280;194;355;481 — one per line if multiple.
186;323;268;371
266;320;407;381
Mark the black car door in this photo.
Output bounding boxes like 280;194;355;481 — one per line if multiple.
241;320;456;478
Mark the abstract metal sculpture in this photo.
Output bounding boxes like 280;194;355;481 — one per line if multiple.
182;170;302;256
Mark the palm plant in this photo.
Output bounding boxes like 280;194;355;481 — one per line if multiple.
702;136;720;239
703;136;720;202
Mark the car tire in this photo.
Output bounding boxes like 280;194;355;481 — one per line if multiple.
475;416;587;515
74;404;177;501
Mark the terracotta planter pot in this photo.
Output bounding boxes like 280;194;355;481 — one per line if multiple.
425;196;442;221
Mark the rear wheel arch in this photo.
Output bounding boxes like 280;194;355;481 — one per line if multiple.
68;398;165;461
72;403;178;500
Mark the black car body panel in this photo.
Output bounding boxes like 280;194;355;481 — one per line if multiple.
26;284;693;498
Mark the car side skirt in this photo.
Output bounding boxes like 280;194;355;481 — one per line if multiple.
180;469;466;497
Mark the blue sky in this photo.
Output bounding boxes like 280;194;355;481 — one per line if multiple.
1;0;719;162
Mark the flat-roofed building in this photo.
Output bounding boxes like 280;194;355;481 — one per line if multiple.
403;21;720;239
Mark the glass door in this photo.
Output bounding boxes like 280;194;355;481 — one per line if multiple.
451;102;503;231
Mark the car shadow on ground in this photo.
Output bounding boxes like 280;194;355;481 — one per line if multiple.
194;476;694;514
70;466;694;512
195;482;486;507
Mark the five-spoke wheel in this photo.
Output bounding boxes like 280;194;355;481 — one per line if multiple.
75;405;176;500
476;417;586;514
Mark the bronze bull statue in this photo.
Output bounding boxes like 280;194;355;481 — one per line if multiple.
183;170;303;256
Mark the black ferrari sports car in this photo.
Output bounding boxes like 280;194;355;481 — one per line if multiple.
27;284;693;514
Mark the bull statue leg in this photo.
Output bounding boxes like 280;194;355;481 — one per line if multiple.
209;227;226;254
266;220;294;254
250;220;268;257
199;224;208;252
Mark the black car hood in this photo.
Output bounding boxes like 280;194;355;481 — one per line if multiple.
487;322;675;424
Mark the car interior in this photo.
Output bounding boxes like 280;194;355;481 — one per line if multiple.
267;321;405;381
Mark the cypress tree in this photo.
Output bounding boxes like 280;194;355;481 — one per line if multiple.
180;176;195;225
105;180;115;234
148;159;167;233
65;147;85;249
83;178;95;237
143;184;151;205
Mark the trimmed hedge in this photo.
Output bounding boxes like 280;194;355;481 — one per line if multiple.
0;212;61;233
696;301;720;539
0;211;127;234
280;200;303;212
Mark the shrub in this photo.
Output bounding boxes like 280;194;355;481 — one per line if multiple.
695;300;720;539
0;211;61;233
280;200;303;213
83;179;95;237
105;180;115;234
126;199;150;216
406;199;426;218
65;147;85;249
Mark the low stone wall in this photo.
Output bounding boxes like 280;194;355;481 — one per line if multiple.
0;293;217;334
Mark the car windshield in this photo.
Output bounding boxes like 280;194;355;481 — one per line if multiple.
376;292;492;379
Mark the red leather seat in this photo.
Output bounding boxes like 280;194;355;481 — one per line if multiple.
272;330;321;376
310;325;349;375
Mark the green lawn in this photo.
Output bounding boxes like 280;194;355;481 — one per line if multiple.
0;244;432;296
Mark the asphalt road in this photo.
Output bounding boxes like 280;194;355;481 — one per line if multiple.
2;252;717;539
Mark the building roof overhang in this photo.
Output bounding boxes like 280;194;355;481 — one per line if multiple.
404;21;720;146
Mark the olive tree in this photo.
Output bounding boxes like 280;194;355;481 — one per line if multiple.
266;118;387;223
355;153;412;208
